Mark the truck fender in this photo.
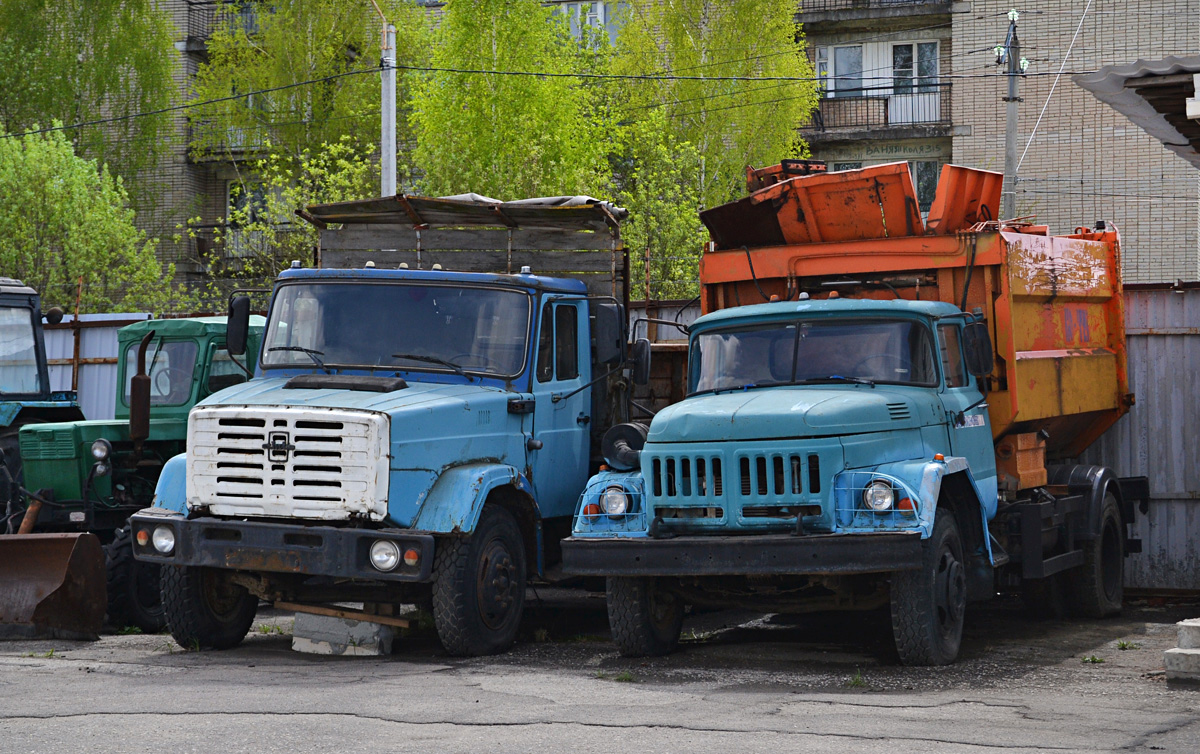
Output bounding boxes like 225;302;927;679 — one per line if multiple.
871;456;996;565
1046;464;1124;538
151;453;188;514
410;463;537;535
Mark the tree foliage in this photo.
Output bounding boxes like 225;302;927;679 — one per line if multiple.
410;0;611;199
190;0;429;180
0;0;176;205
0;128;181;313
613;0;817;209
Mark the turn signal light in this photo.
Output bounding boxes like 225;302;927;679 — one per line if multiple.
897;497;916;516
934;453;945;461
403;548;420;567
582;503;601;516
135;529;150;547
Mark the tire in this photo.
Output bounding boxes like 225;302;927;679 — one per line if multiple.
104;524;166;633
1020;573;1069;620
1067;492;1124;618
606;576;684;658
890;509;967;666
160;565;257;650
432;506;527;656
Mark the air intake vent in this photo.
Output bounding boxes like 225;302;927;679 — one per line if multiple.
887;402;911;420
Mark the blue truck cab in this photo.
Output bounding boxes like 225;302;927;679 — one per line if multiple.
131;194;638;656
563;297;1007;664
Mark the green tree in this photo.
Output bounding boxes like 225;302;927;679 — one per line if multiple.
0;128;182;313
0;0;175;205
189;0;429;179
614;110;707;299
410;0;611;199
613;0;818;209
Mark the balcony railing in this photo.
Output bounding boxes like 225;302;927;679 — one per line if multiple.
802;82;952;134
187;1;261;43
798;0;945;12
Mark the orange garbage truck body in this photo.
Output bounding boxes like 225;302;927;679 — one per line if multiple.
698;161;1130;463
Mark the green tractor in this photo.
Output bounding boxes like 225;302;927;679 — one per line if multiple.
10;316;264;632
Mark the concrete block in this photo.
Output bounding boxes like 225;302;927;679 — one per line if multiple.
291;612;394;656
1177;618;1200;649
1164;648;1200;683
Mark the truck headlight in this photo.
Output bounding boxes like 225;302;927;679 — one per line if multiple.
151;526;176;554
601;485;630;516
91;438;112;461
369;540;401;572
862;480;894;512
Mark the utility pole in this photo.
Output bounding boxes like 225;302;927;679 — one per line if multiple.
381;22;397;197
996;9;1028;220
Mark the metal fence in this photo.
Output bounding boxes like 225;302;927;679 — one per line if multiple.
803;82;952;133
44;314;150;421
1080;288;1200;590
798;0;940;12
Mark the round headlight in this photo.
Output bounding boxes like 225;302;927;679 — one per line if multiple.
151;526;175;554
369;540;401;572
600;485;630;516
862;480;895;512
91;438;112;461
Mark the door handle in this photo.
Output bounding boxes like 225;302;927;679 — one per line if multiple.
577;413;591;426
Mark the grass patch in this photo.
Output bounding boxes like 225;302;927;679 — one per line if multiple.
257;623;287;635
1116;640;1140;651
116;626;143;635
845;670;867;688
680;628;716;644
596;670;637;683
1082;655;1105;664
533;628;551;643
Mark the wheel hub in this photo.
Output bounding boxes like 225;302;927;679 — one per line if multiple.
477;540;518;630
935;549;966;630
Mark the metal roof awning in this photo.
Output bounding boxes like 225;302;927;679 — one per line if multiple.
1074;55;1200;170
304;194;626;251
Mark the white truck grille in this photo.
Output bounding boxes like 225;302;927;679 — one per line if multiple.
187;406;390;520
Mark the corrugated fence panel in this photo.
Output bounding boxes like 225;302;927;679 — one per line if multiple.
1080;289;1200;590
44;313;149;421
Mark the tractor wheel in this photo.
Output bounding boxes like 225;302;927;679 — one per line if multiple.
890;509;966;666
432;506;526;656
1067;492;1125;618
606;576;685;657
105;524;166;633
160;565;257;650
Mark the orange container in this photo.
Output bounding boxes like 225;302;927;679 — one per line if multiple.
698;163;1130;460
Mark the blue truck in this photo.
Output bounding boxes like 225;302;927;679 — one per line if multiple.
561;163;1148;666
130;194;643;655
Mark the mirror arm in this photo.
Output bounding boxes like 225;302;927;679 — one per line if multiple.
551;365;624;404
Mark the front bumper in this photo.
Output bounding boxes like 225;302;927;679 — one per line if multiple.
130;509;435;582
561;531;923;577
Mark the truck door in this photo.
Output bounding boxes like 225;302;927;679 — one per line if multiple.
530;299;589;518
937;323;998;505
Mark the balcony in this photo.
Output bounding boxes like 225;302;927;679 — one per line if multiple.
186;1;262;49
796;0;954;26
801;82;952;143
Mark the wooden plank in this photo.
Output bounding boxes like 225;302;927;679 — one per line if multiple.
274;600;411;629
320;227;617;251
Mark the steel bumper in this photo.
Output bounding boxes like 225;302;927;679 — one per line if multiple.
129;509;434;582
561;531;924;577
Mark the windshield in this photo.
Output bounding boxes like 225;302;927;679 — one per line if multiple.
261;282;532;377
0;307;41;395
124;340;199;406
690;318;938;394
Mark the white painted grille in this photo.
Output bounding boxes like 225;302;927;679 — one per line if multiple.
187;406;390;520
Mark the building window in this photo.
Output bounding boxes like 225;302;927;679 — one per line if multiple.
910;161;940;213
832;45;863;98
553;2;623;45
892;42;938;94
816;47;829;96
831;162;862;171
226;181;266;228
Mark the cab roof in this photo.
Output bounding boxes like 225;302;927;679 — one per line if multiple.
276;266;587;295
691;298;964;330
118;315;266;341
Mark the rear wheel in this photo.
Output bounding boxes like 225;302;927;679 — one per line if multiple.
607;576;685;657
1067;492;1124;618
104;524;166;633
432;506;527;656
160;565;257;650
890;510;966;666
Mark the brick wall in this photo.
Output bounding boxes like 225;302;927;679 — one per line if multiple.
952;0;1200;284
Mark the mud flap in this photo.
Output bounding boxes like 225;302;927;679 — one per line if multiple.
0;533;106;640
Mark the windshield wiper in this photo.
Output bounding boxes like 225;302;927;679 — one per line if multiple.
268;346;330;374
390;353;472;381
797;375;876;387
690;380;790;397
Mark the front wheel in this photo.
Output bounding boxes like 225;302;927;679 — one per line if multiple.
432;506;527;656
1067;492;1125;618
890;510;966;666
607;576;685;657
105;524;166;633
160;565;257;650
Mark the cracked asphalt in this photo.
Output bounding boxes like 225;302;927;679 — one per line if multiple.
2;591;1199;753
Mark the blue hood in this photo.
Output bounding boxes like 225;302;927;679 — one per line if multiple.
647;386;936;443
198;376;515;416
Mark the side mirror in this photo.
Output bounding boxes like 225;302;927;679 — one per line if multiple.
590;301;625;366
129;331;154;444
226;295;251;356
631;338;651;386
962;321;994;377
44;307;63;325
